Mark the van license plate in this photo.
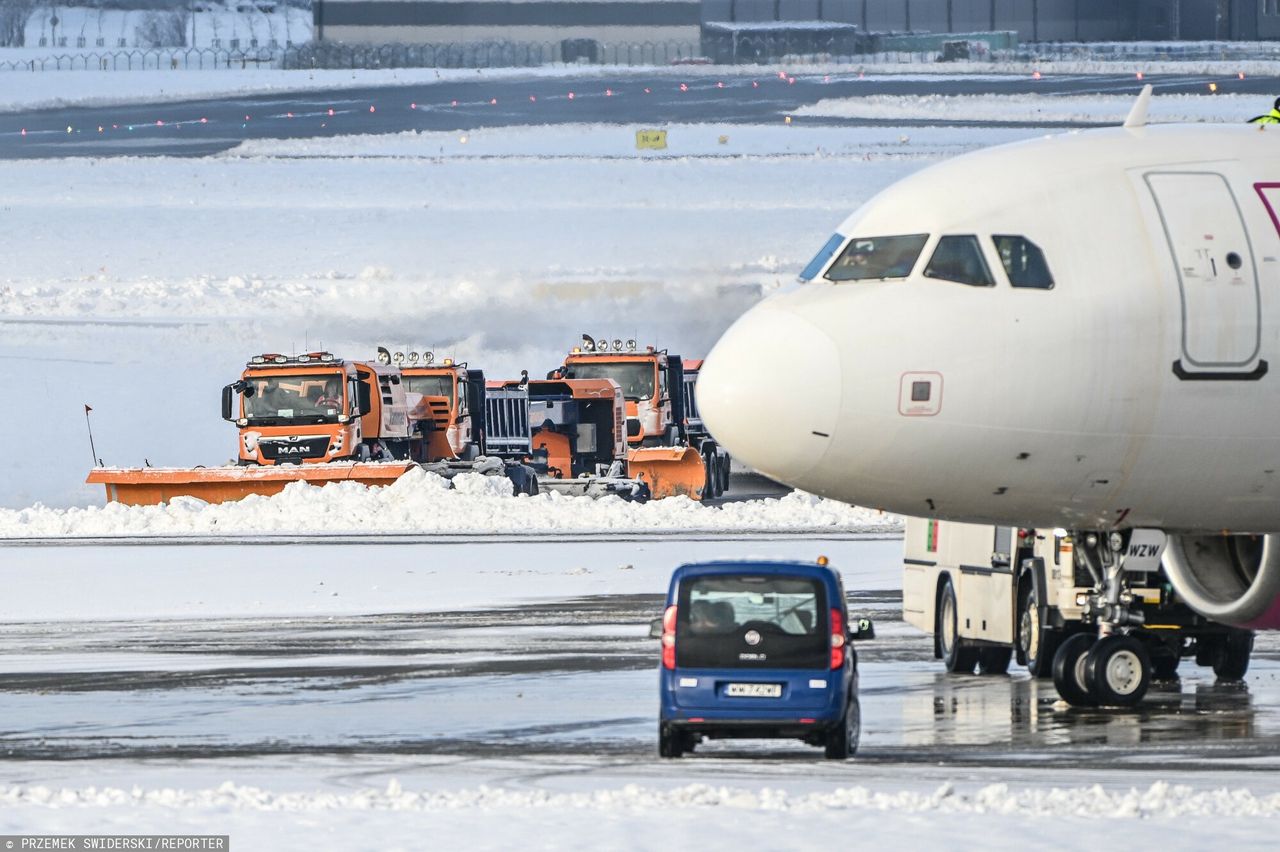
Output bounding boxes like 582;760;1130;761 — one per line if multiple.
725;683;782;698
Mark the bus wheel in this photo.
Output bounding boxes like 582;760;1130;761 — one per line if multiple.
938;578;979;674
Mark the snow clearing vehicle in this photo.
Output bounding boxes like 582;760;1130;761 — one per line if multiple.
553;336;707;500
86;351;417;506
488;375;649;500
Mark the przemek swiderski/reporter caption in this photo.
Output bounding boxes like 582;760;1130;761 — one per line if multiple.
0;838;228;850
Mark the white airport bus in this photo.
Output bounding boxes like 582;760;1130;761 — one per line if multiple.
901;517;1252;681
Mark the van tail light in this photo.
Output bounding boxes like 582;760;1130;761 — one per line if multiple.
830;607;845;669
661;605;677;670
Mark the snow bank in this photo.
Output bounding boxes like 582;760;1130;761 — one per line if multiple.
4;779;1277;818
0;467;900;537
795;92;1264;124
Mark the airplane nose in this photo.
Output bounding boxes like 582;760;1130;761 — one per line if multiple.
697;302;841;486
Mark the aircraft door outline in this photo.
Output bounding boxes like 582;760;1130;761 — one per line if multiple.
1143;171;1266;380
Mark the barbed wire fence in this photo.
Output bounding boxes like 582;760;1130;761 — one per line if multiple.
4;37;1280;73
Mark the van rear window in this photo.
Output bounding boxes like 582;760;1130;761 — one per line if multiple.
676;575;827;669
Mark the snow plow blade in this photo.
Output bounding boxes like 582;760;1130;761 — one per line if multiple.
626;447;706;501
85;462;417;507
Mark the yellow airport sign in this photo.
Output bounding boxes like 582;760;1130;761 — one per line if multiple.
636;129;668;150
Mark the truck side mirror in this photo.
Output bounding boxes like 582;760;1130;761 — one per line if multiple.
849;617;875;641
221;384;234;421
648;617;664;639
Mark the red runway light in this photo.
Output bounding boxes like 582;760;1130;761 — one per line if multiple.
369;105;376;113
788;77;795;84
156;120;163;126
328;108;335;116
410;103;416;110
606;88;613;96
644;87;651;94
568;92;575;99
1033;70;1042;79
752;80;759;88
679;83;688;91
286;112;293;118
451;100;458;107
716;81;723;88
200;117;207;123
529;95;536;102
490;98;497;105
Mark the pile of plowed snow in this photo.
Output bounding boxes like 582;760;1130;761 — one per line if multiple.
0;467;899;538
4;779;1278;818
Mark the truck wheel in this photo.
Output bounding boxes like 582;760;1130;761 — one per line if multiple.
1017;584;1060;678
1084;634;1151;707
1149;643;1181;681
938;578;979;674
702;449;720;499
977;647;1012;675
718;454;731;493
1051;633;1097;707
1212;629;1254;681
823;695;860;760
658;723;684;758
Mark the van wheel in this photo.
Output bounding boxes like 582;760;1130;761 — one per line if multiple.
658;724;684;758
824;695;860;760
938;578;978;674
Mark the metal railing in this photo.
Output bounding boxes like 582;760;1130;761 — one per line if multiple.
0;46;279;71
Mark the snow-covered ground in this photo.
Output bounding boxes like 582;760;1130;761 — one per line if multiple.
0;118;1032;510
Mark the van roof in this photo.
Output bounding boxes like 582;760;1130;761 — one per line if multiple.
670;559;840;582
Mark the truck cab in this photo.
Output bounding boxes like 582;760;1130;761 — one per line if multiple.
558;337;683;448
387;348;486;462
222;352;411;464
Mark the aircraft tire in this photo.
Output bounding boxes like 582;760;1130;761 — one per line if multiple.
1052;633;1097;707
1084;634;1151;707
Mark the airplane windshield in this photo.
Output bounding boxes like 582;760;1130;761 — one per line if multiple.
825;234;928;282
799;233;845;281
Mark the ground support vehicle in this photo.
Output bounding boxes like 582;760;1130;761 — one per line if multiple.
87;351;414;505
653;558;874;759
681;359;732;499
902;517;1255;706
488;376;650;501
386;349;539;497
555;336;707;500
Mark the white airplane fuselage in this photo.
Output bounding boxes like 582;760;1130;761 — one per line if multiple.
697;121;1280;630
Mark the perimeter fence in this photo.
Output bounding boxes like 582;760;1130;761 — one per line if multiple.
5;37;1280;73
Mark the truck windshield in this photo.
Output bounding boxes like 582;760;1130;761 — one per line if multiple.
825;234;928;282
567;362;655;400
676;575;828;669
244;372;344;424
403;374;455;404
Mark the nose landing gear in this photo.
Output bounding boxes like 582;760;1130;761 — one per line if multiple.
1051;531;1153;708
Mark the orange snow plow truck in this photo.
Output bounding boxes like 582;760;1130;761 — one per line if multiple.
86;352;418;506
553;336;712;500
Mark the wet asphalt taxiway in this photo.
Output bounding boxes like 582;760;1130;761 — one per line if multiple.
2;565;1277;772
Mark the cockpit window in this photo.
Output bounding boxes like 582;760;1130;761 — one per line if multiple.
993;235;1054;289
825;234;928;282
800;233;845;281
924;235;994;287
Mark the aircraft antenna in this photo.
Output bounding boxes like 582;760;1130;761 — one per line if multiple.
1124;84;1153;129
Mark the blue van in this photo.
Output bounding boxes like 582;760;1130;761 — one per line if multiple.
653;558;873;759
